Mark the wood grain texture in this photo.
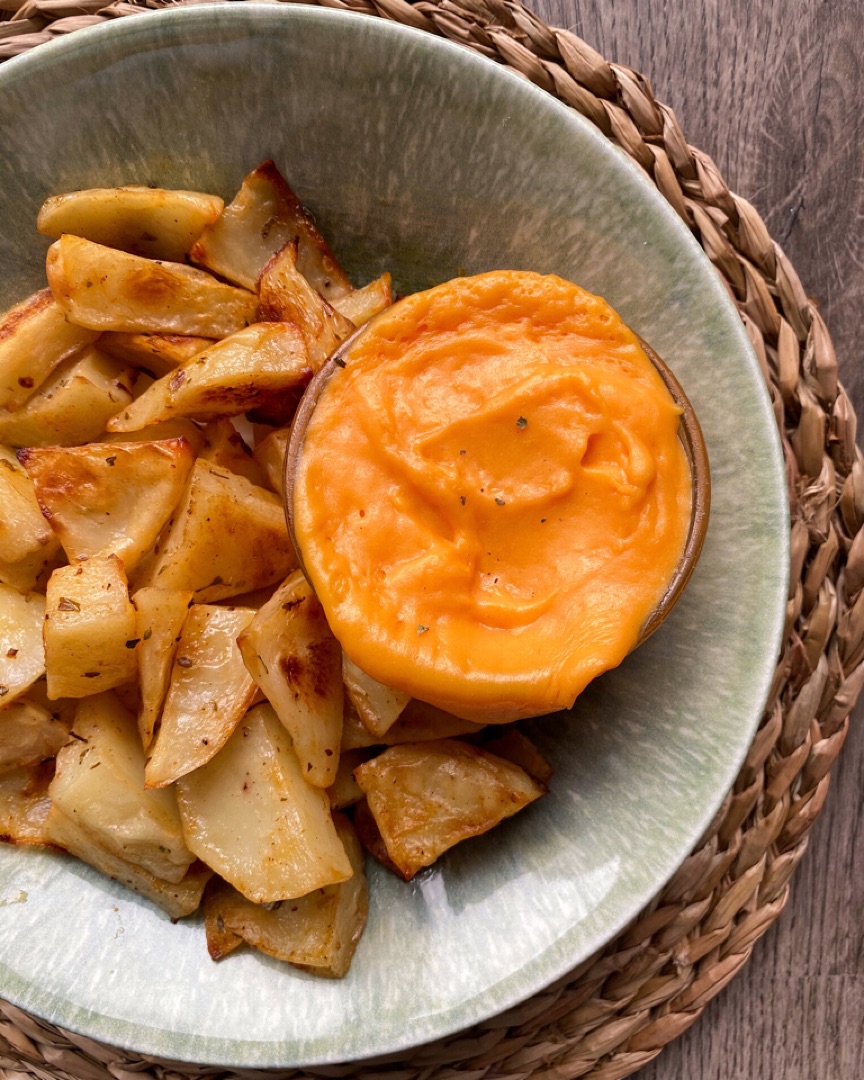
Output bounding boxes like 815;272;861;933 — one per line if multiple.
531;1;864;1076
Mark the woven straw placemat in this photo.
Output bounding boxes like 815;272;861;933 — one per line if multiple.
0;1;860;1078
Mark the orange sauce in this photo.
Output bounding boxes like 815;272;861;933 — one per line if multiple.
293;270;692;722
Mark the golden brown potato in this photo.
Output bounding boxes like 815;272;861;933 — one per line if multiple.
342;653;411;739
258;241;355;368
199;419;267;487
237;571;343;788
0;348;136;449
99;331;217;377
37;186;224;262
190;160;352;300
202;814;367;977
44;555;137;699
0;761;54;845
250;425;291;496
326;748;375;811
0;698;70;773
100;418;205;453
45;805;210;918
479;729;553;786
0;585;46;706
353;739;546;879
145;604;257;789
0;445;63;594
176;702;352;903
49;691;194;883
20;438;195;572
352;796;405;878
331;273;393;327
340;695;485;750
136;459;297;602
131;586;193;750
46;235;258;337
106;322;310;430
0;289;99;412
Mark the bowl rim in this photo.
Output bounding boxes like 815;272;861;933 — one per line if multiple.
0;2;788;1069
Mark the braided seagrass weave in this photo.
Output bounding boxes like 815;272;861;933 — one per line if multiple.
0;1;860;1077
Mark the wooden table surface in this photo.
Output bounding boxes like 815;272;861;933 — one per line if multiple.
0;2;860;1078
528;2;864;1077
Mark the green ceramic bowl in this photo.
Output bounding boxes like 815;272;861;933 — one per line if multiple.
0;4;788;1067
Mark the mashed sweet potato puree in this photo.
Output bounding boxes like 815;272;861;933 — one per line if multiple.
293;270;692;723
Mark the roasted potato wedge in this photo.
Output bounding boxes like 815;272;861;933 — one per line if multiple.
202;814;367;977
132;586;193;749
354;738;546;879
0;348;136;449
46;235;258;337
251;424;291;496
0;585;46;706
0;698;70;773
176;702;352;903
331;272;393;327
20;438;195;572
340;695;485;750
99;332;217;378
199;419;267;487
479;729;553;786
237;571;342;788
190;160;352;300
327;748;375;811
106;322;310;431
49;691;194;882
342;653;411;739
137;459;297;601
0;761;54;845
145;604;257;788
45;805;210;918
38;186;224;262
0;289;99;412
44;555;137;698
0;445;63;594
258;241;354;368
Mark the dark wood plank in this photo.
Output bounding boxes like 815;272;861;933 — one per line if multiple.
529;1;864;1076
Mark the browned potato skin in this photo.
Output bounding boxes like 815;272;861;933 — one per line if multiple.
190;160;353;301
144;604;257;789
202;814;368;977
257;240;355;369
331;273;393;327
20;437;196;572
45;804;211;919
0;289;99;412
48;690;195;883
354;739;546;880
176;703;353;904
340;696;486;751
341;653;410;739
46;235;258;338
0;760;55;846
237;570;343;789
0;348;136;449
135;459;298;602
0;585;47;707
132;586;194;749
0;699;70;774
106;322;311;431
99;332;217;377
37;187;224;263
43;555;137;699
